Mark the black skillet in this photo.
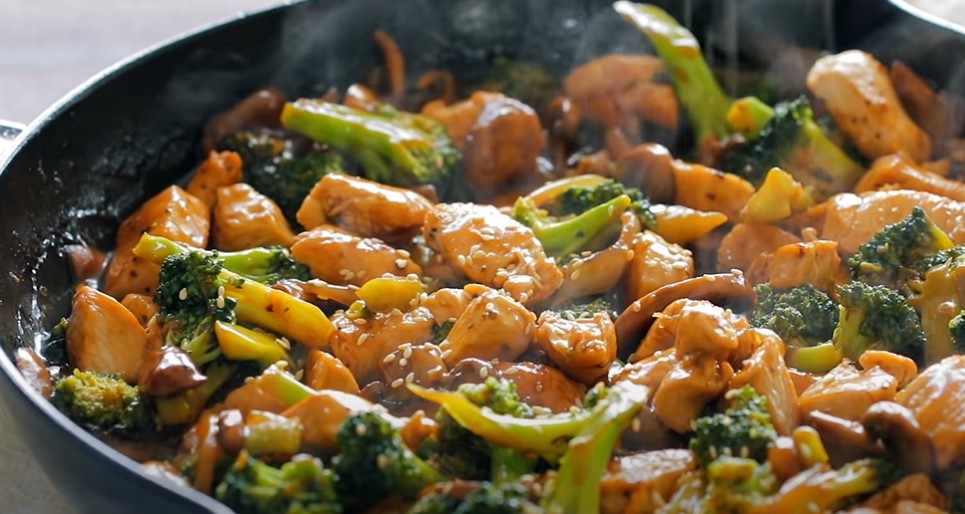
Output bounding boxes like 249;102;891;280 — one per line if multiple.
0;0;962;512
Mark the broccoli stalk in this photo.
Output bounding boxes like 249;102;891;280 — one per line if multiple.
541;383;643;514
614;2;732;145
217;130;345;223
833;281;926;362
723;97;863;196
753;458;903;513
512;195;632;260
215;451;342;514
213;321;293;369
750;283;839;348
848;207;955;293
52;369;151;432
689;386;778;466
333;411;445;510
155;362;235;426
134;234;333;357
281;99;458;189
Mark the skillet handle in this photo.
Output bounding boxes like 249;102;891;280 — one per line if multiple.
0;119;25;159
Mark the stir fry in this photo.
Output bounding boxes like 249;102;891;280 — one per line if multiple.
18;2;965;513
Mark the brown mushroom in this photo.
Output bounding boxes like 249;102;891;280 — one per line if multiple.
806;411;884;468
861;401;936;476
137;346;207;397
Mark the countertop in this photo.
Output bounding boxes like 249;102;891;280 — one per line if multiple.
0;3;277;512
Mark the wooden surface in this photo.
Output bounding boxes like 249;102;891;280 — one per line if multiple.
0;3;278;511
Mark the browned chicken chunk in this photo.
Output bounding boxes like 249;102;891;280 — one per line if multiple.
730;332;801;435
600;449;697;514
67;285;152;383
536;311;616;386
799;361;898;422
212;183;295;250
328;306;435;384
439;286;536;367
424;202;562;305
291;225;421;287
896;355;965;470
303;350;360;394
103;186;210;298
186;150;244;208
717;223;802;271
296;173;434;240
746;240;849;292
626;230;694;301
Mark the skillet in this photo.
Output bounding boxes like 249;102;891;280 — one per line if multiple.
0;0;963;512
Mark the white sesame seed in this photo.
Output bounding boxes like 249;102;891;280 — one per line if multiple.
356;270;367;279
339;268;351;277
479;367;489;379
632;418;642;432
383;354;397;365
626;250;635;261
390;378;404;388
391;308;403;317
486;302;496;311
344;270;356;281
295;369;304;380
403;347;413;359
357;333;370;346
519;292;529;303
217;285;225;297
355;423;367;436
503;366;518;375
405;372;415;384
441;350;452;360
354;318;367;325
397;250;411;258
398;358;408;367
216;296;226;309
395;259;408;269
632;302;642;313
406;273;419;280
276;337;291;350
178;288;188;300
570;269;582;281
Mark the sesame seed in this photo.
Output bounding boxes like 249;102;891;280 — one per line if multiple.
740;446;749;458
390;378;404;388
354;318;367;325
626;250;635;261
295;369;304;380
276;337;291;350
355;423;367;436
519;292;529;303
580;251;592;257
479;367;489;379
405;372;415;384
485;302;496;311
403;347;413;359
217;285;225;297
398;358;408;367
632;418;642;432
344;270;356;281
503;366;518;375
357;333;370;346
339;268;351;277
178;288;188;300
356;270;366;279
571;269;581;281
441;350;452;360
397;250;411;258
376;454;389;469
406;273;419;280
632;302;642;313
383;353;397;364
395;259;408;269
216;296;225;309
391;308;403;317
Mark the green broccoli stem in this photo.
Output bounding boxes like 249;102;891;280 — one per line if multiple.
134;234;333;349
281;99;435;187
156;362;236;425
832;303;873;362
542;384;642;514
615;2;732;144
787;343;843;374
727;97;774;138
490;446;536;485
513;195;631;259
800;121;865;193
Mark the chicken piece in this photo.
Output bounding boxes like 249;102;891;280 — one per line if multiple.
856;474;948;512
858;351;918;388
821;190;965;254
856;153;965;201
328;306;435;384
617;271;754;360
652;354;734;433
612;143;677;203
626;230;694;301
291;225;421;287
186;151;244;208
378;343;447;390
551;213;640;306
746;240;849;293
212;183;295;250
717;223;802;271
121;293;159;328
423;91;544;190
896;355;965;470
137;346;206;397
67;285;151;383
600;449;697;514
419;288;471;326
673;161;755;222
798;361;898;422
536;311;616;385
807;50;932;162
493;361;586;413
670;300;743;361
729;332;800;435
439;287;536;367
15;348;52;399
281;391;376;456
103;186;210;298
563;54;679;134
612;349;678;393
296;174;434;240
423;203;562;305
891;61;965;143
303;350;360;394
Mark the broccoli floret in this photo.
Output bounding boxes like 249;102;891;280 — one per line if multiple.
482;57;558;112
281;100;458;193
833;281;926;362
215;451;342;514
550;179;655;228
135;234;333;366
430;378;535;483
909;247;965;363
750;283;839;347
614;2;732;145
723;97;863;197
950;312;965;354
689;386;778;466
848;207;954;293
218;131;345;223
407;482;541;514
512;194;632;260
53;369;151;432
430;320;455;346
333;411;444;510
